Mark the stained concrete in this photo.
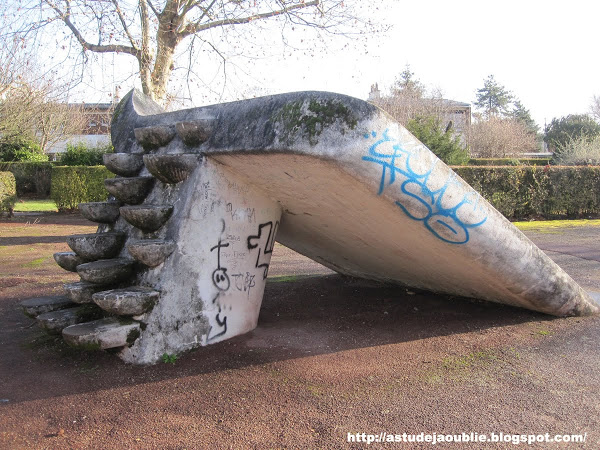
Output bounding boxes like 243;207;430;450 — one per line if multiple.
31;89;599;364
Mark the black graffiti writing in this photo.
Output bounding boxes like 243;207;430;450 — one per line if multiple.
207;294;228;342
231;272;256;296
247;221;279;279
210;239;230;291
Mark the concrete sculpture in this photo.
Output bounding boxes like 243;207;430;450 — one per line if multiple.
21;90;599;364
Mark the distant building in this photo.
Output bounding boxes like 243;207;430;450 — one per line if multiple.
439;99;471;144
368;83;381;101
367;84;471;145
46;102;114;161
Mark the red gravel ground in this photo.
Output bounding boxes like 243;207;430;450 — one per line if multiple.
1;214;599;448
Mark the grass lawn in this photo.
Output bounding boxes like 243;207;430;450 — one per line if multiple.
12;199;58;213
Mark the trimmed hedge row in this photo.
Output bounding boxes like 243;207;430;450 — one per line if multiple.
0;172;17;216
453;166;600;220
467;158;551;166
51;166;113;211
0;161;54;197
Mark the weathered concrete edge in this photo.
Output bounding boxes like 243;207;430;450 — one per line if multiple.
112;89;600;317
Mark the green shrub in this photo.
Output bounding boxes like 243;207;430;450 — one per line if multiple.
0;161;54;197
0;136;47;162
407;115;469;165
51;166;113;211
59;142;113;166
0;172;17;216
467;158;551;166
453;166;600;220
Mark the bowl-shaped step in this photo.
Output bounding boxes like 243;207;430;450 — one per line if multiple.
143;154;200;184
79;202;121;223
37;305;103;335
120;205;173;232
63;317;141;350
67;232;126;260
77;258;136;285
104;177;154;205
134;125;176;150
103;153;144;177
127;239;176;267
93;286;159;315
175;120;213;146
54;251;87;272
64;281;107;304
20;296;75;318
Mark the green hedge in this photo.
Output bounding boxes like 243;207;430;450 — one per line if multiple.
0;161;54;197
453;166;600;220
51;166;113;211
0;172;17;216
467;158;551;166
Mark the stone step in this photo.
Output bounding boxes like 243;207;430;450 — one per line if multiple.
143;154;200;184
53;252;86;272
37;305;103;334
120;205;173;232
20;296;75;318
77;258;136;285
134;125;176;150
66;232;126;260
104;177;154;205
127;239;176;267
78;201;121;224
93;287;159;315
175;120;213;146
64;281;107;304
103;153;144;177
62;317;142;350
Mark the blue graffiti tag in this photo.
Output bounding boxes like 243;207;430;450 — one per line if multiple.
362;129;487;244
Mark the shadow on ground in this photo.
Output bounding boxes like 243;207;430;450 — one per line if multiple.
1;273;551;405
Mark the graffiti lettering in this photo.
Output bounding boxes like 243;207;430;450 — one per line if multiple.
231;272;256;296
227;206;256;223
210;239;230;291
362;129;487;244
247;221;279;279
207;294;227;342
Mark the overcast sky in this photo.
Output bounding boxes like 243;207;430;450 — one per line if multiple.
68;0;599;129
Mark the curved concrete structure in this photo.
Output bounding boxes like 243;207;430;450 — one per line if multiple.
22;89;599;364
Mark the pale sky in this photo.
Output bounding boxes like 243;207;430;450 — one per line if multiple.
64;0;600;129
255;0;600;129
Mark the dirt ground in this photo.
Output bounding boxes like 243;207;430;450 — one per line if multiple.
1;213;599;448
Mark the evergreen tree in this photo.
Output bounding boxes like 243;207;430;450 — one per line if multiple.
544;114;600;154
392;65;425;98
406;115;468;165
475;75;513;118
511;99;539;135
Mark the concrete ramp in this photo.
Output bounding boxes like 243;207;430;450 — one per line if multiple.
25;90;599;364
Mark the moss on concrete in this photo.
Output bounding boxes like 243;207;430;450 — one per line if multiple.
127;327;141;345
275;99;358;145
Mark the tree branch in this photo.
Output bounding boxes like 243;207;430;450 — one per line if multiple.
47;1;139;57
110;0;138;50
181;0;319;37
146;0;160;17
140;0;150;55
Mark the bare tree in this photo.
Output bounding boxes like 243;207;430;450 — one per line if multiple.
5;1;375;106
468;116;539;158
0;37;85;153
590;95;600;122
370;66;455;127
